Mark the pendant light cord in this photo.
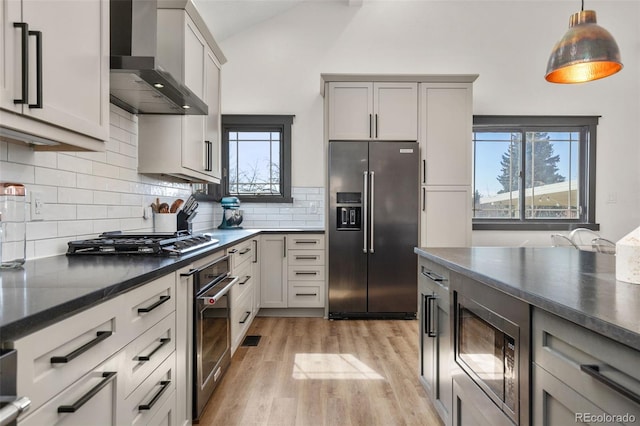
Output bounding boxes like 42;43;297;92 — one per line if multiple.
581;0;584;11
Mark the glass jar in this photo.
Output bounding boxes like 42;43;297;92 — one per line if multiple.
1;183;26;268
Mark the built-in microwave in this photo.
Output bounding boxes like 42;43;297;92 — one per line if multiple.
453;283;530;426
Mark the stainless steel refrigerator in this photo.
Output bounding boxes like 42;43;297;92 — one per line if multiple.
328;141;418;319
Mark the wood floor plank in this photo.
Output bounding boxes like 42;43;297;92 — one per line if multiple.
197;317;443;426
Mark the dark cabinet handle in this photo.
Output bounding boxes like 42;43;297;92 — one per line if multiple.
228;249;238;254
421;266;445;282
422;159;426;183
295;293;317;297
424;295;437;338
580;364;640;405
294;240;318;245
58;372;117;413
239;248;251;255
239;311;251;324
136;338;171;362
369;114;372;138
295;271;318;275
28;30;42;108
252;239;258;263
295;255;318;260
422;187;426;211
13;22;29;105
283;236;287;257
239;275;251;285
138;295;171;314
375;113;379;138
50;331;112;364
138;381;171;411
204;140;213;171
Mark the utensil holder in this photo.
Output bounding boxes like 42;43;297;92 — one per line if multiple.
153;213;177;233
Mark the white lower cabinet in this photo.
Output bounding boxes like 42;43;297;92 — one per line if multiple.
260;233;326;310
15;273;180;426
18;351;124;426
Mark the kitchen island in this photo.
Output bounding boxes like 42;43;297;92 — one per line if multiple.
415;247;640;426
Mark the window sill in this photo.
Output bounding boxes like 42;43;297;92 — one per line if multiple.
472;222;600;231
235;196;294;204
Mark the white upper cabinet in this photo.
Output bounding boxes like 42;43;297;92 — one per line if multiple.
419;83;473;186
138;5;224;183
328;82;418;141
0;0;108;150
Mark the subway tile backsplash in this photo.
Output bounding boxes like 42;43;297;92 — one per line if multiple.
0;105;324;260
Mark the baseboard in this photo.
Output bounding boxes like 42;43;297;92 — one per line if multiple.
257;308;325;318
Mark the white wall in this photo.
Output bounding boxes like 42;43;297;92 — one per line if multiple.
217;0;640;245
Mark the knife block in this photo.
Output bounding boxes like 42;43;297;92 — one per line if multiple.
177;210;194;234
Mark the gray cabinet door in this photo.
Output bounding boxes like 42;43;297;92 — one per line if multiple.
452;372;515;426
419;259;452;425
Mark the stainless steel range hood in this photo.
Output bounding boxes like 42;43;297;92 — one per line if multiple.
110;0;207;115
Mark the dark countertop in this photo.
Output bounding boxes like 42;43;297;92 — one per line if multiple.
0;228;323;344
414;247;640;351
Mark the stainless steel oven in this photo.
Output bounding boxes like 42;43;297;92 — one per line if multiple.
452;276;530;425
192;254;238;421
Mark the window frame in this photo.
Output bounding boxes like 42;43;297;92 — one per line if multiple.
472;115;599;231
220;114;294;203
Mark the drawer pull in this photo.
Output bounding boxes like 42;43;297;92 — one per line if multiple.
228;249;239;254
138;380;171;411
421;266;445;282
239;248;251;255
239;311;251;324
57;372;117;413
50;331;113;364
138;295;171;314
296;293;318;297
295;271;318;275
136;338;171;362
295;255;318;260
294;240;318;245
580;364;640;405
240;275;251;285
252;239;258;263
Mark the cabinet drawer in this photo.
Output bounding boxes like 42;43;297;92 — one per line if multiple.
122;274;176;344
288;282;325;308
533;308;640;417
18;350;124;426
14;300;123;413
418;257;449;289
287;265;325;281
288;250;324;266
228;239;254;272
230;260;254;304
231;288;254;352
123;314;176;398
288;234;324;249
122;352;176;426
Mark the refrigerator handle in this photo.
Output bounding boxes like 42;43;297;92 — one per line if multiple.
363;171;368;253
370;171;375;254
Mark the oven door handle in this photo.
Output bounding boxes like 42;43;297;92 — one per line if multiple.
197;276;239;305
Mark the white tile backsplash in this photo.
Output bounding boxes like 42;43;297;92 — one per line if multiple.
1;105;324;260
210;187;325;229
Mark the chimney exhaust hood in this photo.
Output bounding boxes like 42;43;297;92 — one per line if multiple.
110;0;208;115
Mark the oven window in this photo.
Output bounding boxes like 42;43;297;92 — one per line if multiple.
458;307;505;400
199;295;229;386
197;257;230;293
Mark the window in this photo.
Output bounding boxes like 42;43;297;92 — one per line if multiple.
472;116;598;231
220;115;293;203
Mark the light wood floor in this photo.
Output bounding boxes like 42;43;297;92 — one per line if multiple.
198;317;443;426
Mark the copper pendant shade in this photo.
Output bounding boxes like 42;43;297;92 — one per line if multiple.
545;9;622;83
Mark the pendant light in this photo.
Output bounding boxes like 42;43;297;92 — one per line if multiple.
545;0;622;83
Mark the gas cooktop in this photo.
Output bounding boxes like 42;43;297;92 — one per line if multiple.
66;231;219;256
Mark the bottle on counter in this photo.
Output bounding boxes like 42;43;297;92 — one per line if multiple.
1;183;26;268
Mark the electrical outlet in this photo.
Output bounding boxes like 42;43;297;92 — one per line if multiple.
31;191;44;221
309;202;318;214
